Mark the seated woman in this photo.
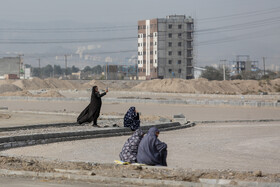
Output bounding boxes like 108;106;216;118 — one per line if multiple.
137;127;167;166
119;129;144;163
123;106;140;131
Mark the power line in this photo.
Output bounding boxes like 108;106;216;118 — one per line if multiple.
198;6;280;22
0;36;136;44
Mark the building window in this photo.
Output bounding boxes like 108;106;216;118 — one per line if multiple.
150;42;153;45
143;34;146;37
178;60;181;64
143;51;146;55
168;51;172;56
169;69;172;73
138;43;140;47
143;69;146;72
150;59;153;63
168;60;172;64
155;68;157;72
143;25;146;29
154;33;157;37
178;25;182;29
143;42;146;46
138;52;140;55
138;60;140;64
168;42;172;47
168;24;172;29
178;51;182;56
150;51;153;55
154;41;157;45
155;59;157;63
178;33;182;37
155;50;157;54
178;69;182;73
143;60;146;64
168;33;172;38
138;34;140;38
178;42;182;46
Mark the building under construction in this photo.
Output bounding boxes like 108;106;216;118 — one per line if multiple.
0;57;21;79
232;55;259;75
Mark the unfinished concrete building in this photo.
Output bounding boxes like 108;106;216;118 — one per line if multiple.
0;57;21;79
137;15;194;80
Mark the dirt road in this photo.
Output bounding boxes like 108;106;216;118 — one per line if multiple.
3;122;280;174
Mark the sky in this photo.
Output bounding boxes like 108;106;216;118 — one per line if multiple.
0;0;279;69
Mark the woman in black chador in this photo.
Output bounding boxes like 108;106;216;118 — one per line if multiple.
77;86;108;127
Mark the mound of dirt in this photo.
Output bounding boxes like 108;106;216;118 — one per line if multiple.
0;90;33;97
83;80;106;90
0;90;63;97
0;84;22;94
13;77;49;90
132;78;280;94
44;78;84;90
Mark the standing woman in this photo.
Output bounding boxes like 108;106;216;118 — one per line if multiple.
77;86;108;127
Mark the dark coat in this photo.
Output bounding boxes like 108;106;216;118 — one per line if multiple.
77;87;106;124
119;129;144;163
136;127;167;166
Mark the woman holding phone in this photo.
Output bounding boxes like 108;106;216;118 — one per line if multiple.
77;86;108;127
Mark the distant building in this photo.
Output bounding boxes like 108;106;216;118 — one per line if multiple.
194;67;206;79
232;55;259;75
0;57;20;79
137;15;194;80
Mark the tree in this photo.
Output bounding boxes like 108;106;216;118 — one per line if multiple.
240;70;262;80
92;65;102;74
54;65;62;77
200;66;230;80
42;64;53;78
32;67;40;77
71;65;80;73
83;66;92;73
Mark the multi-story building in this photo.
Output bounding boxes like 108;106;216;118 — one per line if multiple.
137;15;194;80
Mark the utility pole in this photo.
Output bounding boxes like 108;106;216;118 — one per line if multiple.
64;54;69;78
18;54;24;79
263;57;266;75
220;59;227;80
38;58;41;78
106;62;108;80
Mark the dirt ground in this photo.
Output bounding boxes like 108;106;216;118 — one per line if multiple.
3;122;280;174
1;100;280;126
1;78;280;95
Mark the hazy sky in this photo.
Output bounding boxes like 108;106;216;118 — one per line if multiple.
0;0;280;68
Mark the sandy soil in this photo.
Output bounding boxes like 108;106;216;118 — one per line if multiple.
3;122;280;174
1;100;280;124
1;78;280;95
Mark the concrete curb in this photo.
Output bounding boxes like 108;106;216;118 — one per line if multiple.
0;122;78;132
193;119;280;124
0;169;220;187
1;168;279;187
1;96;280;108
0;122;195;150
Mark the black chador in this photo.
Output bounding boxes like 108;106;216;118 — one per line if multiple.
77;86;107;126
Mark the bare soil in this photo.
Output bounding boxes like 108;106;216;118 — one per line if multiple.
1;78;280;95
0;155;279;183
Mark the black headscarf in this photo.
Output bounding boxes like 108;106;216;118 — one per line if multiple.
136;127;167;166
